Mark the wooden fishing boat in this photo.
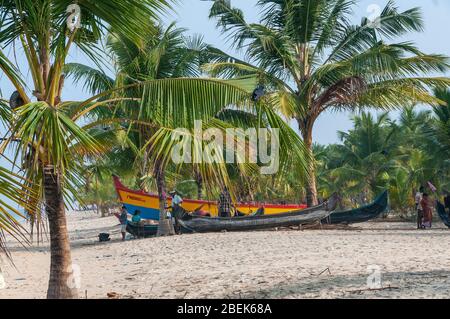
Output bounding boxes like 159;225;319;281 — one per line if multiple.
323;191;389;225
113;175;307;220
126;222;158;238
177;195;338;233
436;201;450;228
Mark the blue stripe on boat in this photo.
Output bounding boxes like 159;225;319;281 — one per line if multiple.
124;204;160;221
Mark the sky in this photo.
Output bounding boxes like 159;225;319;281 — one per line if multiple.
0;0;449;209
1;0;449;145
165;0;450;144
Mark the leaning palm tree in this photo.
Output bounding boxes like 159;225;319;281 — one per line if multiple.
205;0;450;206
0;1;255;299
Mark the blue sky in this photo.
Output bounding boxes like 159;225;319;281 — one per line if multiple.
165;0;450;144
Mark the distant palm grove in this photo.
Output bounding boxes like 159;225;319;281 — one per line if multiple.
0;0;449;299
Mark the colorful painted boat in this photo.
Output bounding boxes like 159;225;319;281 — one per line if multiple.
113;175;307;220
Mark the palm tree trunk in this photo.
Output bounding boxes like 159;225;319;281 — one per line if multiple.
155;163;174;236
301;125;319;207
96;180;100;215
194;168;203;200
43;166;78;299
28;211;34;243
196;179;203;200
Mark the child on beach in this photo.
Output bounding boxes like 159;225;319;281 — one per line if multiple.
119;206;128;241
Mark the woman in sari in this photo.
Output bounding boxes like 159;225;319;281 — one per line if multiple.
420;193;433;229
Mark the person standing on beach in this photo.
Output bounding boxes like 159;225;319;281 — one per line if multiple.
218;187;233;218
420;193;433;229
415;186;424;229
119;206;128;241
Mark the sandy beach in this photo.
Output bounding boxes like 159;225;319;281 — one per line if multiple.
1;211;449;299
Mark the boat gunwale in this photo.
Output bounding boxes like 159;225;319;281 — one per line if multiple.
184;202;329;222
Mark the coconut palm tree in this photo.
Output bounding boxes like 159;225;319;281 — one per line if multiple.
66;24;224;229
324;112;397;202
0;0;173;299
421;89;450;192
0;165;34;256
428;89;450;157
66;23;310;234
388;167;412;216
314;101;450;213
398;107;432;142
0;1;259;299
205;0;450;206
388;108;436;198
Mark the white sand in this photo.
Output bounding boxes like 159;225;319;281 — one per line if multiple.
1;211;449;299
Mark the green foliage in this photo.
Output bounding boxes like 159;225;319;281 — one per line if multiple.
68;22;309;206
207;0;449;119
0;167;33;254
316;103;450;213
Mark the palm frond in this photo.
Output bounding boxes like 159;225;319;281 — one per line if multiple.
64;63;114;96
4;102;103;177
138;78;251;128
0;49;29;103
0;167;37;255
0;99;11;125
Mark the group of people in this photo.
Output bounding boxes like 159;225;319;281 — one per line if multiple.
117;185;450;239
118;206;142;241
415;187;433;229
415;186;450;229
